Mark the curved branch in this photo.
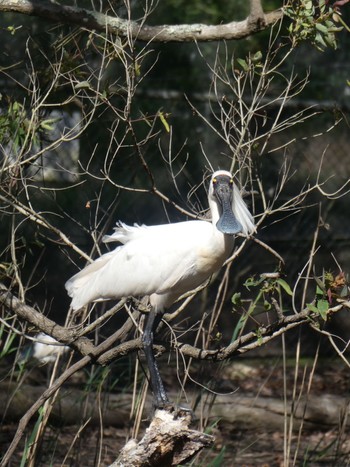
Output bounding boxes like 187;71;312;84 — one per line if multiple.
176;310;315;360
0;281;321;369
0;283;137;360
0;0;283;43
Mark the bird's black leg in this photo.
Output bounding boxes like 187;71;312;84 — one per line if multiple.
142;308;169;408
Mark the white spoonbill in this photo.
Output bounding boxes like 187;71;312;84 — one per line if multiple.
65;170;255;406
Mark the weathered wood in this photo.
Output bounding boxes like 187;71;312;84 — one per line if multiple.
111;408;214;467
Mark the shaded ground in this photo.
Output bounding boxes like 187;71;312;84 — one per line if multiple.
1;358;350;466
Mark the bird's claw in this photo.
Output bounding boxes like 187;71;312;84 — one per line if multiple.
154;402;193;421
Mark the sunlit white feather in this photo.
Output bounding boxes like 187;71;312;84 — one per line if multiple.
65;171;255;311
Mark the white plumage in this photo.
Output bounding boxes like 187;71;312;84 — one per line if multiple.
33;333;69;363
66;170;255;406
65;170;255;312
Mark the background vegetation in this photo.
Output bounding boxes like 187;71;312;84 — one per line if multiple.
1;1;350;465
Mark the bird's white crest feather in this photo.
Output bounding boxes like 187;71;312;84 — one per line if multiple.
210;170;255;236
232;183;256;236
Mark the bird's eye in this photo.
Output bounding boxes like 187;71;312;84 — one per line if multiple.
230;179;233;184
212;178;217;184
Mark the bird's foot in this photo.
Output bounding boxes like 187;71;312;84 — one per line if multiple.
172;405;193;420
154;400;193;421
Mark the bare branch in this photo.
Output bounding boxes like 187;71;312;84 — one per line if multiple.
0;0;283;42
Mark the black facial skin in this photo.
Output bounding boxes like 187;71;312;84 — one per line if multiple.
213;175;243;235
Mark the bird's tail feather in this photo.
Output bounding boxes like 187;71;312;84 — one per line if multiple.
65;251;115;310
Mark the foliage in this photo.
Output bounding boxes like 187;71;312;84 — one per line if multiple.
285;0;345;50
231;273;293;342
0;321;17;359
307;270;350;320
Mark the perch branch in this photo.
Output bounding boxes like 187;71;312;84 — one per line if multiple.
0;0;283;43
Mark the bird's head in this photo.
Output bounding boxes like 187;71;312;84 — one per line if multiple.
209;170;255;236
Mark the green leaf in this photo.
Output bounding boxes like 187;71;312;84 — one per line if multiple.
231;314;247;342
327;26;343;33
0;325;17;358
314;32;328;50
74;81;91;91
319;0;326;13
252;51;262;63
158;111;170;133
317;299;329;320
276;278;293;296
307;303;319;313
306;301;328;320
7;25;21;35
20;408;44;467
135;61;141;77
231;292;241;306
237;58;248;71
304;1;313;11
324;33;337;49
40;117;60;131
315;23;329;34
244;276;262;290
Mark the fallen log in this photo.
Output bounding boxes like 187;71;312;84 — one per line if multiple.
2;382;349;432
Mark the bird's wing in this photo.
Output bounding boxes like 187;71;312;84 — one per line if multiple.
66;221;215;310
102;222;147;244
65;249;119;306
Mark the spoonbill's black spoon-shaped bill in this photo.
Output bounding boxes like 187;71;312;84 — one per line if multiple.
65;170;255;407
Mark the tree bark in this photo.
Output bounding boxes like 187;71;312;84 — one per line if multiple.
0;0;283;42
